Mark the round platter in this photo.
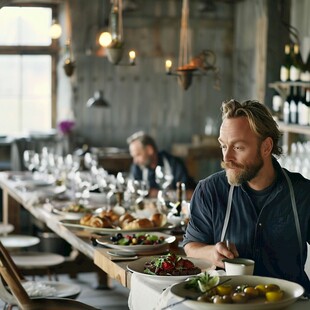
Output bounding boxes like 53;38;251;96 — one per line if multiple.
127;256;214;285
96;232;176;255
170;275;305;310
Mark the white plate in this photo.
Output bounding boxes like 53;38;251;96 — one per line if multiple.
23;280;81;299
127;256;214;285
170;275;305;310
96;232;176;255
0;235;40;248
0;223;14;235
53;209;89;220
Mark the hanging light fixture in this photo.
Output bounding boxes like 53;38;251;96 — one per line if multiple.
106;0;124;64
165;0;220;90
49;19;62;39
63;39;75;77
86;90;109;108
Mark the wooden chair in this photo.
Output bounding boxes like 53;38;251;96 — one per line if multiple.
0;241;99;310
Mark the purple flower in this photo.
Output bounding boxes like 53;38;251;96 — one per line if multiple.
58;120;75;135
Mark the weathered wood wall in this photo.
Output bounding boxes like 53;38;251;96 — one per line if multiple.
57;0;234;150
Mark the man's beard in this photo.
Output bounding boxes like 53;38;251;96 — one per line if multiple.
221;153;264;186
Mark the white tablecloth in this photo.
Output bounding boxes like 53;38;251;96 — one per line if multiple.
128;273;310;310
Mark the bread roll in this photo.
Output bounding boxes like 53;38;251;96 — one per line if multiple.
123;218;154;230
80;214;92;226
150;213;167;227
119;213;135;226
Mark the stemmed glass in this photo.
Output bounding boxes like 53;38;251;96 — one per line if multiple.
155;165;173;190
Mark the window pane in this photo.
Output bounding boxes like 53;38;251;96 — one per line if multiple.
0;55;51;135
0;7;52;46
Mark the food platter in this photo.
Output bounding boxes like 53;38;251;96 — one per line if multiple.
127;256;214;285
170;275;304;310
60;219;175;233
96;232;176;255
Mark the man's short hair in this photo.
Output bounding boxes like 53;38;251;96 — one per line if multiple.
126;131;158;151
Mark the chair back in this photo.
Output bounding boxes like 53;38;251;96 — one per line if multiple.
0;240;31;308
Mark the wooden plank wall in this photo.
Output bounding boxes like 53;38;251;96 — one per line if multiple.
57;0;234;151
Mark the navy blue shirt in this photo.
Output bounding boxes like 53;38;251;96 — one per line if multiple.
183;158;310;292
129;150;196;190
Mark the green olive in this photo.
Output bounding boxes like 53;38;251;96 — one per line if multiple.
265;284;280;292
232;292;248;303
213;295;227;304
266;290;284;302
216;284;233;296
197;294;212;303
255;284;267;296
244;286;259;298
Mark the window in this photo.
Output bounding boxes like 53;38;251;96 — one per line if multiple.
0;6;57;136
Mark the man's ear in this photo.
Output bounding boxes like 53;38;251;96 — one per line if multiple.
261;137;273;157
145;145;154;156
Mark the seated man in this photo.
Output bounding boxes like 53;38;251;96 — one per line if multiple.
126;131;196;197
183;99;310;295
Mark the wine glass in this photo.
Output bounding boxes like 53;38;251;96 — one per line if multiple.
23;150;36;172
155;165;173;190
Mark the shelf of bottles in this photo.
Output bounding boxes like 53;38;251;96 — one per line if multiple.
269;42;310;130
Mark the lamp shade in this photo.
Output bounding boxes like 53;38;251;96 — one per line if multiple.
86;90;109;108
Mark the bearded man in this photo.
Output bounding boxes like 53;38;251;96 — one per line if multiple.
183;99;310;295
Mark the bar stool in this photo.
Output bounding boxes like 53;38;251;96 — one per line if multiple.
0;235;65;281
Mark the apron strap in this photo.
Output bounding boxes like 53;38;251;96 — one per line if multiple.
282;169;303;267
220;185;234;242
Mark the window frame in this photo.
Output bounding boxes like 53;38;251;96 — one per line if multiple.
0;3;59;130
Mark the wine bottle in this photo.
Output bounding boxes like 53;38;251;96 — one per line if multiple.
290;86;298;124
283;86;293;124
280;44;291;82
272;93;283;121
305;88;310;126
290;44;303;82
297;87;308;125
301;50;310;82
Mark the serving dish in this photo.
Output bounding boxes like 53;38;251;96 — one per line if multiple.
96;232;176;255
60;219;175;233
127;256;214;285
170;275;304;310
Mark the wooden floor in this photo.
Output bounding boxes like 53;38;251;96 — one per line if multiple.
0;272;130;310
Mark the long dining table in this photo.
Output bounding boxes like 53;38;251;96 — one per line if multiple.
0;171;309;310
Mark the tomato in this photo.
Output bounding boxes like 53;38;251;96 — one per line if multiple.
216;284;233;296
266;290;283;302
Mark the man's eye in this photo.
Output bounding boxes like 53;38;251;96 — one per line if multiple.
220;145;227;150
233;146;243;151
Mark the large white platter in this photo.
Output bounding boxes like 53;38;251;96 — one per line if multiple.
96;232;176;255
60;219;175;234
170;275;304;310
127;256;214;285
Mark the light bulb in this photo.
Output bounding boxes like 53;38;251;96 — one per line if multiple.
129;50;136;65
49;20;62;39
99;31;112;47
165;59;172;74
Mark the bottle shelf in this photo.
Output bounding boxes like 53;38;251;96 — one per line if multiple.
269;81;310;99
278;121;310;136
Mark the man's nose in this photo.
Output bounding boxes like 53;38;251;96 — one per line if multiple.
223;147;233;162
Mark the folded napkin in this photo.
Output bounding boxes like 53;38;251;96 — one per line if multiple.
23;281;57;297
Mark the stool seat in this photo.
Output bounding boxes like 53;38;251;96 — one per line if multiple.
12;252;65;269
0;223;14;235
0;235;40;249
